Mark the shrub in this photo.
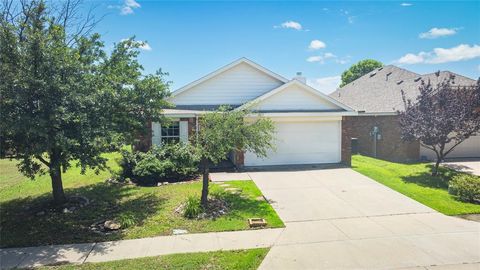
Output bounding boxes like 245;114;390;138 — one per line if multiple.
183;196;203;219
117;212;138;228
119;143;200;185
448;174;480;203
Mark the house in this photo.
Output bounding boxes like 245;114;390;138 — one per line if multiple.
149;58;357;168
330;65;479;162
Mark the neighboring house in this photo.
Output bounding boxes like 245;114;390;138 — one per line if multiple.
330;65;479;162
148;58;356;168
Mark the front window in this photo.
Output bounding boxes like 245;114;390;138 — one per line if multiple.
161;122;180;144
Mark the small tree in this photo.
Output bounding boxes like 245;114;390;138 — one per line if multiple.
340;59;383;87
196;106;275;207
399;76;480;176
0;1;171;205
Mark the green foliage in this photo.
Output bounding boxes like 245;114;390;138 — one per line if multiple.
449;174;480;203
195;106;276;205
0;1;171;203
117;212;138;228
340;59;383;87
196;106;276;165
183;196;203;219
37;248;271;270
132;155;172;186
119;144;200;185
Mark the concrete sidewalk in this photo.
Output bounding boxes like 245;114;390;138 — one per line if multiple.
0;228;283;269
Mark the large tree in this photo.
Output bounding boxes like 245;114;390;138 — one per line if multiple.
399;76;480;176
340;59;383;87
0;0;171;205
196;106;275;207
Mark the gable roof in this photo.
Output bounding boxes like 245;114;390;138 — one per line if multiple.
238;80;354;112
329;65;476;113
170;58;289;98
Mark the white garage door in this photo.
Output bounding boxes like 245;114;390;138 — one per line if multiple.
244;120;341;166
420;135;480;160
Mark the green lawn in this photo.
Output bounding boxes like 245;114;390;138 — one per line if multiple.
0;154;283;248
352;155;480;215
39;248;269;270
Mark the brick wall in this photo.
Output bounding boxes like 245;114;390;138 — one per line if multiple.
341;117;353;166
343;115;420;162
134;120;152;152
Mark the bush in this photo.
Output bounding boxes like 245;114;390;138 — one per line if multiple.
119;143;200;185
183;196;203;219
448;174;480;203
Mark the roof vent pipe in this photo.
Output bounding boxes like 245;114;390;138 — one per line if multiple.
293;72;306;84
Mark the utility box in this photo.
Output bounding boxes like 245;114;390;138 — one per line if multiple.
351;137;359;154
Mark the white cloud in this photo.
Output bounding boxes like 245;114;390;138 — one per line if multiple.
276;21;303;30
306;53;349;65
397;53;426;64
111;0;141;15
138;42;152;51
430;44;480;63
324;52;336;59
396;44;480;65
400;3;412;6
306;56;324;63
309;40;326;50
335;58;349;64
307;75;341;94
419;27;458;39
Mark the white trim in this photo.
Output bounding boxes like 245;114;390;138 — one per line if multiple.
247;111;357;118
169;58;289;98
179;121;189;143
237;80;355;112
357;112;398;116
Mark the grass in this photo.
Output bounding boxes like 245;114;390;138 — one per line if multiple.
0;154;283;248
39;248;270;270
352;155;480;215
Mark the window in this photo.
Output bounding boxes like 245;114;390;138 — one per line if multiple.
161;122;180;144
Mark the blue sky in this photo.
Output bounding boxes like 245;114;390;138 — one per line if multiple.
89;0;480;93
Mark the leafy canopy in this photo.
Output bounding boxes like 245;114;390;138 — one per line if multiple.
340;59;383;87
0;1;171;202
196;106;276;164
399;76;480;175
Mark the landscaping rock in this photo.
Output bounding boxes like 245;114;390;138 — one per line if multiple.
62;208;73;214
173;229;188;235
104;220;121;230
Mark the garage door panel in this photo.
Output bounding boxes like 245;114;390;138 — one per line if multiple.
245;121;341;166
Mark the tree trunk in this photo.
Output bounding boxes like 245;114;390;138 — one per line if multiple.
200;158;210;208
49;151;66;205
432;159;441;177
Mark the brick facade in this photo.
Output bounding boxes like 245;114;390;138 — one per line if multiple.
341;117;353;166
134;120;152;152
343;115;420;162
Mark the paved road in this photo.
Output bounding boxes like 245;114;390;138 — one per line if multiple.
247;168;480;270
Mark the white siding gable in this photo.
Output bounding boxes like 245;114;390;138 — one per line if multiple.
170;62;284;105
254;83;343;111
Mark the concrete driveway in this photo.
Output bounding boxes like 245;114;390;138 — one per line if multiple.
443;160;480;176
240;168;479;269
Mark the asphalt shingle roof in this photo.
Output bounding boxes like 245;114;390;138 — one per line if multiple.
329;65;477;113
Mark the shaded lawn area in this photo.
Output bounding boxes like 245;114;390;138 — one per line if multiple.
0;154;283;248
38;248;269;270
352;155;480;215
